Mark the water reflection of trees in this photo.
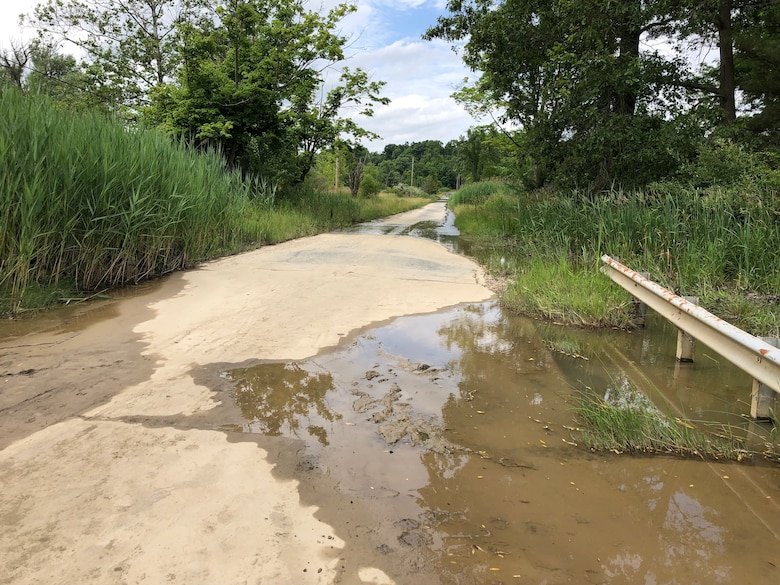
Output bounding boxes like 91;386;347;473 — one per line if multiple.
436;302;552;385
230;362;341;445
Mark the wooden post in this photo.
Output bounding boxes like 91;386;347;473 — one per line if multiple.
676;296;699;362
751;337;780;420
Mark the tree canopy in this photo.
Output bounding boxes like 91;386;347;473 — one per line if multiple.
17;0;389;187
425;0;780;190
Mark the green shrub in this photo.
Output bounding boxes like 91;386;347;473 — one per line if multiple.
359;174;381;198
390;183;428;198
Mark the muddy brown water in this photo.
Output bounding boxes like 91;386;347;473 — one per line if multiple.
225;300;779;584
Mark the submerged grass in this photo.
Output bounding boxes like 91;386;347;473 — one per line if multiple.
574;384;780;463
0;89;430;315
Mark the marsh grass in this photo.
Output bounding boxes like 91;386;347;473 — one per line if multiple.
448;181;506;206
502;254;635;328
450;181;780;334
541;334;588;359
0;90;430;314
575;385;750;460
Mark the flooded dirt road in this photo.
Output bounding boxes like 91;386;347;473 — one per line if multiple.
0;201;492;585
2;200;779;584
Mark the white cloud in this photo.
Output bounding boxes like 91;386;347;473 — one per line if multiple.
343;37;475;149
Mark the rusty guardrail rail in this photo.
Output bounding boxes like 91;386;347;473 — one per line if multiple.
601;255;780;418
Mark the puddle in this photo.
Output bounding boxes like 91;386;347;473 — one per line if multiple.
338;198;462;252
226;301;780;584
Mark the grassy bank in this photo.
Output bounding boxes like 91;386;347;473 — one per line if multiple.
449;178;780;336
0;89;431;315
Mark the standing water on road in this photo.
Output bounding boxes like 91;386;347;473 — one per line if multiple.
226;203;780;584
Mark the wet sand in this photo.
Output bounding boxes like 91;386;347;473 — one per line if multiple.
0;202;493;585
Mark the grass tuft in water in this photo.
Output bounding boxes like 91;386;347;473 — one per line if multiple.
574;384;754;461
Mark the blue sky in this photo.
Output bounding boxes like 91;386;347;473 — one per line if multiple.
0;0;477;151
337;0;477;149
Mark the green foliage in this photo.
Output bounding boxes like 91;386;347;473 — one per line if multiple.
27;0;197;113
371;140;460;190
143;1;387;186
359;172;381;198
0;88;425;315
428;0;779;191
450;181;780;334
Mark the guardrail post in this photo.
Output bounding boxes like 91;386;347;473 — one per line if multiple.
675;296;699;362
751;337;780;420
631;272;650;326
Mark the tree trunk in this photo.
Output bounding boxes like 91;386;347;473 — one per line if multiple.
717;0;737;122
616;24;640;116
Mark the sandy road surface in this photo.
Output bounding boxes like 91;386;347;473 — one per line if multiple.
0;201;493;585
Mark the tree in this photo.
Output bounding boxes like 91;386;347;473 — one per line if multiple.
735;1;780;143
0;41;31;90
457;127;487;183
27;0;209;113
346;145;368;197
359;168;381;197
425;0;705;190
144;0;388;185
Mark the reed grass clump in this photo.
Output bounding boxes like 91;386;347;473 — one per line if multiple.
575;385;747;460
0;89;252;310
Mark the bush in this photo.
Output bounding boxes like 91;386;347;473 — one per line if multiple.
391;183;428;198
359;174;381;198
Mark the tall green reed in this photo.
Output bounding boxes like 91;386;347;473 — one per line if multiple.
1;88;251;309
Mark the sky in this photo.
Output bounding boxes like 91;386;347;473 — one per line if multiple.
0;0;479;151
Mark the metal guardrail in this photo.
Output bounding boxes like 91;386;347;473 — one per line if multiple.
600;255;780;396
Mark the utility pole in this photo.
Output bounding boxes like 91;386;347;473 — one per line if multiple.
410;156;415;187
334;156;339;191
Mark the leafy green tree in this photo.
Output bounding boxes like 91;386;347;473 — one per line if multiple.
27;0;207;113
144;0;388;185
359;167;381;197
735;1;780;143
426;0;705;190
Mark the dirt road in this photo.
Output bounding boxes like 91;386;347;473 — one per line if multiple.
0;201;493;585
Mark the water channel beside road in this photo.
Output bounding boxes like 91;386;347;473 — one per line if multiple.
225;206;780;584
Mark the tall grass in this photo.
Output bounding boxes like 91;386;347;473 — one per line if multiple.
0;89;431;314
450;180;780;334
448;181;506;206
0;89;252;308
